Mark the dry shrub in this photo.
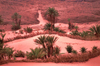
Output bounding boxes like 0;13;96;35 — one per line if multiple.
67;35;82;39
89;49;100;58
4;32;36;43
67;34;100;41
43;48;100;63
0;60;8;65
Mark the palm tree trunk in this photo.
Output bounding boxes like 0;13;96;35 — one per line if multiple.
19;19;21;26
53;16;55;28
50;45;53;56
15;17;18;24
48;46;50;57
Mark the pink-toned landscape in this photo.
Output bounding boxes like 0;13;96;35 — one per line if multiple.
0;0;100;66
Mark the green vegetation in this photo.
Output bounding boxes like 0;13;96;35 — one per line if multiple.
24;27;33;33
12;12;21;26
65;45;73;53
72;50;77;54
14;50;25;57
19;30;23;34
0;15;3;24
89;25;100;37
70;25;100;40
53;46;60;56
45;7;59;31
75;26;78;32
34;35;58;58
68;18;75;30
44;23;66;33
26;48;46;60
34;35;46;49
70;30;80;36
80;31;89;37
43;23;52;30
92;46;97;51
11;23;21;30
81;47;87;53
3;46;14;60
0;29;5;32
11;12;21;30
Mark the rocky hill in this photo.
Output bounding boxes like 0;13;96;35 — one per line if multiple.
0;0;100;25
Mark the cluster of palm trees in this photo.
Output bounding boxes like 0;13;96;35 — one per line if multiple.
71;24;100;38
34;35;59;58
45;7;59;32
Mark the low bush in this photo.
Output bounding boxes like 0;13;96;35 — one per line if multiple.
14;50;25;57
80;31;89;37
11;24;21;30
65;45;72;53
1;46;15;60
58;30;66;33
19;30;23;34
81;47;87;53
53;27;59;32
43;23;51;30
44;23;66;33
26;48;46;60
92;46;98;53
92;46;97;51
24;27;33;33
70;30;80;36
53;46;60;56
72;50;77;54
44;52;89;63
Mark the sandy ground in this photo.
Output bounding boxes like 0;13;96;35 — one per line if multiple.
1;10;100;66
5;34;100;53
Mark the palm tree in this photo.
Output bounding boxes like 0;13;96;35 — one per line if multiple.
34;35;58;57
12;12;21;25
89;25;100;37
0;33;6;50
53;46;60;57
45;36;58;57
0;33;6;60
26;48;46;60
18;15;21;26
34;35;47;58
45;7;59;31
34;35;46;49
0;15;3;24
4;47;14;60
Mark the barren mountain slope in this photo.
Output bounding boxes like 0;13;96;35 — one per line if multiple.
0;0;100;25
